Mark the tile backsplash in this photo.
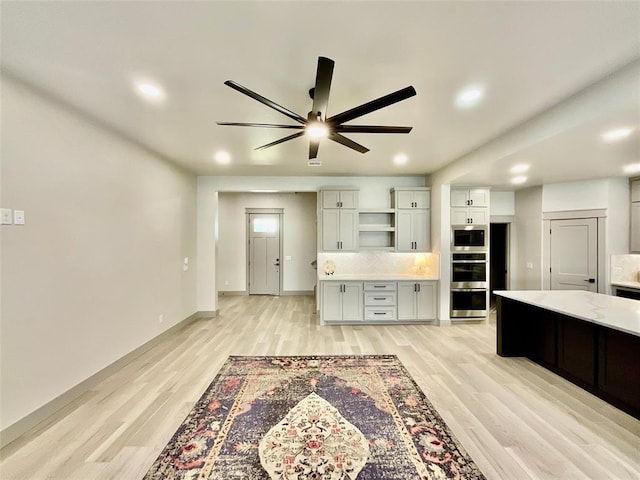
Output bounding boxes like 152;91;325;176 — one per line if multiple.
610;254;640;283
317;252;439;278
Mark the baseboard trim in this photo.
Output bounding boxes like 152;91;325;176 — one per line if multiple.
219;290;248;296
0;310;209;449
281;290;314;296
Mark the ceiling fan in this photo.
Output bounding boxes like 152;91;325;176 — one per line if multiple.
217;56;416;160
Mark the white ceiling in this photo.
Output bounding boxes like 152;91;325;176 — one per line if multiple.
2;1;639;189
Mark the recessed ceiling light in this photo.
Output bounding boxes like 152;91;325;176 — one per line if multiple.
214;151;231;165
134;80;166;103
393;153;408;165
511;176;528;185
510;163;530;174
455;84;485;108
623;163;640;174
602;127;633;142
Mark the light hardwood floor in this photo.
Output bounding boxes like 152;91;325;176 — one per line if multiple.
1;295;638;479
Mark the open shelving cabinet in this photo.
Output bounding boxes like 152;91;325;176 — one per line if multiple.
359;209;395;251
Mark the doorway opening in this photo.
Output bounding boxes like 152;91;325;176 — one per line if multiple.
246;210;283;295
490;223;509;307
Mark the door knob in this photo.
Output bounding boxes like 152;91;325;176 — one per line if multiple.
584;278;595;283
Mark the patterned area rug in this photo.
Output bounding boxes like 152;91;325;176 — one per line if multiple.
144;355;485;479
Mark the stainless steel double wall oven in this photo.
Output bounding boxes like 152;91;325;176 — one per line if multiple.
451;226;488;318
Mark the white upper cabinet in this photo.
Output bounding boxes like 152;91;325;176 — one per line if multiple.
631;179;640;253
393;187;431;209
451;188;489;208
451;188;490;225
322;189;358;209
392;188;431;252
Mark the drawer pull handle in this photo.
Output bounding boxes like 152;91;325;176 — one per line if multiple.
373;312;385;315
373;285;385;288
373;297;386;300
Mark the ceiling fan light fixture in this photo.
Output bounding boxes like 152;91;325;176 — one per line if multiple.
306;122;329;138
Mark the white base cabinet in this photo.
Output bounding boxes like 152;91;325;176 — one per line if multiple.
321;279;437;324
397;282;437;321
322;282;363;323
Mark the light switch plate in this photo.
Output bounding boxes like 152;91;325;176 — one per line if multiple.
13;210;25;225
1;208;12;225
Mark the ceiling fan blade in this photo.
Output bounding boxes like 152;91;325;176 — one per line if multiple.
309;139;320;159
224;80;306;124
217;122;304;129
255;131;305;151
334;125;413;134
329;133;370;154
311;57;334;121
327;86;416;125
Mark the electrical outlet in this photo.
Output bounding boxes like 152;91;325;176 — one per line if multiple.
158;314;164;324
224;280;230;286
526;262;534;269
1;209;12;225
183;257;189;271
13;210;25;225
285;255;292;261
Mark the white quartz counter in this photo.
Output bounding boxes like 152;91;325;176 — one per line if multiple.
495;290;640;337
612;281;640;290
318;273;438;281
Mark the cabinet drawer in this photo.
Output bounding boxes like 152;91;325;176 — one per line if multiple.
363;282;396;291
364;292;396;306
364;307;397;321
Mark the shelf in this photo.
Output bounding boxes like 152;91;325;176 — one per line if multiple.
359;225;395;232
359;208;395;214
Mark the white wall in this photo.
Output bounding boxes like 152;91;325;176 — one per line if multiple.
0;77;197;432
513;186;543;289
490;191;515;216
197;176;425;312
541;177;630;293
218;192;317;292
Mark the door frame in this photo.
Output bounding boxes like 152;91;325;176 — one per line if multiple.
245;208;284;295
542;209;606;294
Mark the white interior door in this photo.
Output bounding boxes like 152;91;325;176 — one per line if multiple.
550;218;598;291
249;214;280;295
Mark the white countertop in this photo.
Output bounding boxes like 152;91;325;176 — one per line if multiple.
612;281;640;290
495;290;640;337
318;273;438;281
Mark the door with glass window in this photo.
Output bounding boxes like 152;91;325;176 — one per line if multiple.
249;214;280;295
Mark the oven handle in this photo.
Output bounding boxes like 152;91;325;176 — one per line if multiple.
451;260;486;264
451;288;487;292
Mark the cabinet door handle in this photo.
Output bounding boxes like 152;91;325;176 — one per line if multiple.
469;199;473;205
414;284;417;292
417;284;421;292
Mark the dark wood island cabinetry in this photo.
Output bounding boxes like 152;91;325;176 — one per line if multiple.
496;291;640;419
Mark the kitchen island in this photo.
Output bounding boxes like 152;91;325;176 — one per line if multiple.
495;290;640;419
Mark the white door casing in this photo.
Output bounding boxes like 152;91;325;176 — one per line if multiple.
550;218;598;292
249;213;281;295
